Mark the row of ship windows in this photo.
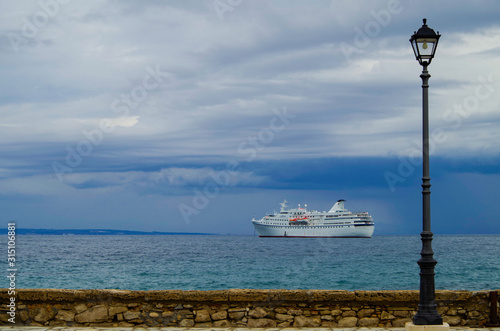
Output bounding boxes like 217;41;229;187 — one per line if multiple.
268;216;367;220
262;221;349;224
263;225;351;229
262;223;348;225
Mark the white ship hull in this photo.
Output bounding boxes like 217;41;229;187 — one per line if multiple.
253;222;374;238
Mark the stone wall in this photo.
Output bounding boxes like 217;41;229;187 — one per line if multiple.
0;289;496;328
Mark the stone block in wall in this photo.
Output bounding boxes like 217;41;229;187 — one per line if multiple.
443;315;461;326
179;318;195;327
287;308;303;316
358;308;375;317
122;311;141;321
438;306;449;315
145;319;156;327
293;315;321;327
162;311;174;317
322;320;338;327
248;307;267;318
211;310;228;320
229;311;245;320
108;306;128;317
195;322;212;327
174;309;191;316
467;310;481;319
75;305;108;323
275;313;294;321
74;303;87;314
331;309;342;316
247;318;277;328
358;317;379;327
184;313;195;319
33;307;51;323
275;307;287;314
194;309;211;322
213;319;231;327
55;309;75;322
342;310;356;317
19;310;29;322
381;311;396;320
392;318;412;327
277;320;292;327
314;305;330;310
0;313;10;323
48;319;66;326
118;321;134;327
320;315;335;321
338;316;358;327
393;310;410;318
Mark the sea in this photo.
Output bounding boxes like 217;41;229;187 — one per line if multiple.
7;235;500;291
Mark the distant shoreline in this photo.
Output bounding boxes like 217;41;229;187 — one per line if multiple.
0;228;217;235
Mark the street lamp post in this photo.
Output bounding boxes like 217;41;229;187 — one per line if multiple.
409;19;443;326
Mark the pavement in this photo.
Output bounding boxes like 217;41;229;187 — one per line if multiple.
1;327;500;331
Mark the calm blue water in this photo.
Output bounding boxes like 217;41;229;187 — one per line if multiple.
7;235;500;291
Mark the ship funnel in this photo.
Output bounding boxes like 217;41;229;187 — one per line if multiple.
328;199;345;213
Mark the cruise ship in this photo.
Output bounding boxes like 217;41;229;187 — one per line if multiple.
251;199;374;238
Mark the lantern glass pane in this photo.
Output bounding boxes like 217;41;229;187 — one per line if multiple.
411;41;419;59
417;38;436;59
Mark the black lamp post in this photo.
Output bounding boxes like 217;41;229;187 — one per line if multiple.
409;18;443;325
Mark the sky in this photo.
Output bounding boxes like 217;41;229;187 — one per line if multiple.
1;0;499;235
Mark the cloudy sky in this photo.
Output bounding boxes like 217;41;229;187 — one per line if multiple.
1;0;499;235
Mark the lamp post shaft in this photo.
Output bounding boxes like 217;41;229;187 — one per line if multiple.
413;65;443;325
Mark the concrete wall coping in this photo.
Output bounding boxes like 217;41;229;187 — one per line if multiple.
1;288;495;303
